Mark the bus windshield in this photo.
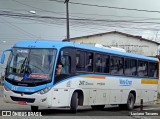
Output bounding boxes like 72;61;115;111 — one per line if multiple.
6;48;56;83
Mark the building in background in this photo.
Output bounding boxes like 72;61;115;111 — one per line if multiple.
64;31;160;56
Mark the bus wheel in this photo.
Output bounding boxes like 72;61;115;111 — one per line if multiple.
91;105;105;110
127;93;135;110
31;106;39;112
70;92;78;113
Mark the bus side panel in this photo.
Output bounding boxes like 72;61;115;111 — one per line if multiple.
81;89;90;105
96;89;110;105
51;88;70;107
121;90;130;104
89;89;97;105
109;90;122;104
134;90;141;104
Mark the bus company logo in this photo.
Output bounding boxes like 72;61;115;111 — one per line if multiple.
79;81;93;86
79;81;85;85
119;79;132;86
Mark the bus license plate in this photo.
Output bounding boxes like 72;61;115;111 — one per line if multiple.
17;101;27;105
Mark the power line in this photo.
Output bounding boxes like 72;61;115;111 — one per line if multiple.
12;0;65;15
1;11;160;37
0;16;40;39
1;11;160;25
51;0;160;14
1;7;160;21
0;13;160;31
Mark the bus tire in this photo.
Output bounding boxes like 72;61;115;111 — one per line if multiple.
31;106;39;112
91;105;105;110
127;93;135;110
70;92;78;113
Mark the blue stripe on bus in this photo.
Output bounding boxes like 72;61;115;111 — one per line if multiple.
4;80;53;93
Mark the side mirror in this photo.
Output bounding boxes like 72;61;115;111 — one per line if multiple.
1;52;5;64
0;48;12;64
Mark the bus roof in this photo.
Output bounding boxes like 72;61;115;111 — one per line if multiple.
14;40;158;62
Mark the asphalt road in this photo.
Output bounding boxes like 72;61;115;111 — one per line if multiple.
0;87;160;119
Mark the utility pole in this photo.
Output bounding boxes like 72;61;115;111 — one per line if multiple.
64;0;70;41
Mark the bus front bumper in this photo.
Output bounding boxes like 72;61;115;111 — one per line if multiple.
3;87;52;108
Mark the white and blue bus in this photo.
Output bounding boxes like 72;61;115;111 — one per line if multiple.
1;40;159;113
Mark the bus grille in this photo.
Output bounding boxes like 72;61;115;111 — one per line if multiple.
10;96;35;103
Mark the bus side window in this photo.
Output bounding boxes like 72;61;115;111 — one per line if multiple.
85;52;93;72
138;61;148;77
110;57;116;74
110;56;124;75
149;62;158;78
76;51;85;71
95;54;102;72
61;55;71;74
130;59;137;76
102;55;110;73
125;58;132;75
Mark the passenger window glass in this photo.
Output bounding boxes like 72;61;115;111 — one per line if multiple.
125;58;132;75
138;61;148;77
86;52;93;72
125;58;137;76
110;56;124;75
76;51;85;71
149;62;158;78
130;59;137;76
61;55;71;74
56;55;71;75
95;54;102;72
102;55;110;73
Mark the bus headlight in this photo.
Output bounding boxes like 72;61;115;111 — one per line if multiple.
4;85;10;91
37;87;51;94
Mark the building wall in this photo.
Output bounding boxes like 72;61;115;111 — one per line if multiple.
72;33;159;56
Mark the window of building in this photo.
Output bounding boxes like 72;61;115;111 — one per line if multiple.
148;62;158;78
110;56;124;75
137;60;148;77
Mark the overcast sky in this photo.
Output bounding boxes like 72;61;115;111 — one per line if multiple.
1;0;160;73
